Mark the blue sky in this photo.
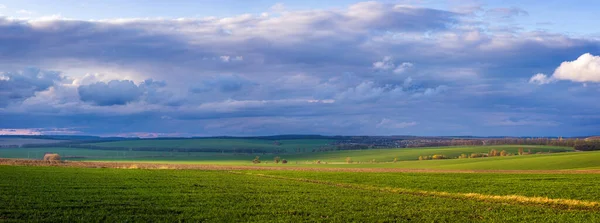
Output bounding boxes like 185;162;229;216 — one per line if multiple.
0;0;599;137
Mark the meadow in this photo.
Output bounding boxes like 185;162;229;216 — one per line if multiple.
2;165;600;222
2;142;600;222
85;138;335;153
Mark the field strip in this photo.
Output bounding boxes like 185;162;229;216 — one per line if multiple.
4;158;600;174
232;171;600;211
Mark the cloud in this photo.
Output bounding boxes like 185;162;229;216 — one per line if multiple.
553;53;600;82
0;5;6;9
190;74;255;93
0;68;63;107
0;2;599;136
529;73;552;85
529;53;600;84
373;57;414;74
376;119;418;129
78;80;144;106
394;62;414;74
485;7;528;19
16;9;34;15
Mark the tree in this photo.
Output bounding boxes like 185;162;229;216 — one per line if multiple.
345;157;352;164
252;156;261;164
518;148;524;155
500;150;508;156
393;157;398;163
281;159;288;164
274;156;281;164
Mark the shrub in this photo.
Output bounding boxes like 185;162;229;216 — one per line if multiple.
419;156;432;160
518;148;524;155
470;153;486;158
345;157;352;164
489;149;499;157
500;150;508;156
281;159;288;164
459;154;468;159
43;153;61;162
432;154;448;160
393;157;398;163
252;156;261;164
316;160;321;164
274;156;281;164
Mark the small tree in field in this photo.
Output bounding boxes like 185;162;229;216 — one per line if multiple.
252;156;261;164
345;157;352;164
500;150;508;156
418;156;424;160
518;148;524;155
274;156;281;164
489;149;499;157
459;154;468;159
393;157;398;163
281;159;288;164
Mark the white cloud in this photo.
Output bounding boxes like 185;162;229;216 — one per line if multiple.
0;4;6;9
553;53;600;82
393;62;414;74
529;53;600;85
529;73;552;85
220;56;230;62
373;56;395;70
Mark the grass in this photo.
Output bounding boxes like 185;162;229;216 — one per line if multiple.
85;138;335;152
4;145;599;170
2;165;600;222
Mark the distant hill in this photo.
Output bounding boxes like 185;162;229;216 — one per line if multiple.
586;136;600;141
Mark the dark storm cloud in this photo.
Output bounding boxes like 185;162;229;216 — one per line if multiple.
0;68;62;107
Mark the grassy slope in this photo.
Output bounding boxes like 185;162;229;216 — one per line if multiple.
85;138;334;152
1;165;599;222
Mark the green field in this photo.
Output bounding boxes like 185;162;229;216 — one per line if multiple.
5;144;600;170
85;138;335;153
2;165;600;222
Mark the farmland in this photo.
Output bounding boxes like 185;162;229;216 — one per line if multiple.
3;139;600;222
2;165;600;222
84;138;336;153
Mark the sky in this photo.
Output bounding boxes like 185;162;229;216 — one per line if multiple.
0;1;599;137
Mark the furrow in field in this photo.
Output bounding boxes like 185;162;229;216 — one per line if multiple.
234;171;600;211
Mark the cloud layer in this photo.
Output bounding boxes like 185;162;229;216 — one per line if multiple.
1;1;599;136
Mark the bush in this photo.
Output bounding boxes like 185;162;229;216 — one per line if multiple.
500;150;508;156
43;153;61;162
393;157;398;163
489;149;499;157
252;156;261;164
418;156;432;160
345;157;352;164
431;154;448;160
470;153;486;158
459;154;468;159
274;156;281;164
281;159;288;164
